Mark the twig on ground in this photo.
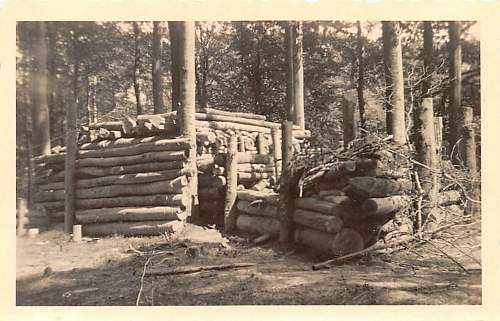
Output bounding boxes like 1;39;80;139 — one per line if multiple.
418;238;470;274
145;262;256;276
136;257;151;306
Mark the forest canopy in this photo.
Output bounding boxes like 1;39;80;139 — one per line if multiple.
16;21;480;197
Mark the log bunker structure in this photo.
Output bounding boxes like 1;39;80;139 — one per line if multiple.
32;105;465;257
32;108;311;237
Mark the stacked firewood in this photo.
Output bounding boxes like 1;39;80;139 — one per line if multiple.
234;189;281;237
32;137;194;236
79;108;310;144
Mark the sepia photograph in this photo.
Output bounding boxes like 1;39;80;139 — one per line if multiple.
13;18;483;306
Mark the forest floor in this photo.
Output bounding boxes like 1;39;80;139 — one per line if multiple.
16;220;481;305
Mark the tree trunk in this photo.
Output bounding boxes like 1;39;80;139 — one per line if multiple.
414;98;439;202
31;21;51;156
46;22;59;146
285;22;295;122
152;21;165;114
224;135;238;231
448;21;462;151
382;21;406;144
342;91;357;148
422;21;434;97
175;21;198;220
293;21;305;130
133;22;143;115
168;21;181;111
356;21;365;129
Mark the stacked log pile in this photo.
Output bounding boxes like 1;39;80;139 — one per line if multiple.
234;189;281;237
289;138;464;255
32;137;194;236
33;108;310;234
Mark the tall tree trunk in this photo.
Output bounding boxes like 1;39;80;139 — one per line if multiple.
422;21;434;97
293;21;305;130
169;21;181;111
356;21;365;130
133;22;143;115
31;21;51;156
71;24;80;116
152;21;165;114
448;21;462;152
285;21;294;122
253;22;264;115
174;21;198;220
382;21;406;144
46;22;59;146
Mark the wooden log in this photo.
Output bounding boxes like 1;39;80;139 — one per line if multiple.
250;179;269;191
294;227;337;254
195;112;281;129
39;169;191;190
257;133;266;154
145;262;256;276
224;134;238;232
198;175;226;188
83;220;185;237
293;209;343;234
322;159;378;181
331;228;365;256
199;107;267;121
76;206;186;224
195;120;272;134
79;136;162;151
77;150;187;168
75;161;187;178
237;164;275;173
271;127;282;177
295;197;345;216
238;172;274;182
237;133;245;152
362;196;411;216
345;177;413;198
88;121;125;132
236;200;279;219
438;190;461;206
35;177;188;202
78;138;191;159
36;194;188;211
237;189;280;205
77;194;188;209
236;213;280;236
318;189;345;197
237;153;272;164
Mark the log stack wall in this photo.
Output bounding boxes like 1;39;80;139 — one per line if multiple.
32;108;310;235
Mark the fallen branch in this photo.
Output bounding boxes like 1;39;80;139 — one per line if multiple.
145;262;256;276
312;218;479;271
136;257;151;306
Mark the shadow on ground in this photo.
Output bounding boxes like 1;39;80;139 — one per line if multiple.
16;225;481;305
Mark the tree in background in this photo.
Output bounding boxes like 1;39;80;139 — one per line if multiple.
382;21;406;144
448;21;462;153
132;22;143;115
30;21;51;156
356;21;366;130
169;22;181;111
152;21;165;113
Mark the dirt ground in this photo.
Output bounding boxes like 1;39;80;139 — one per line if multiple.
16;221;481;305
